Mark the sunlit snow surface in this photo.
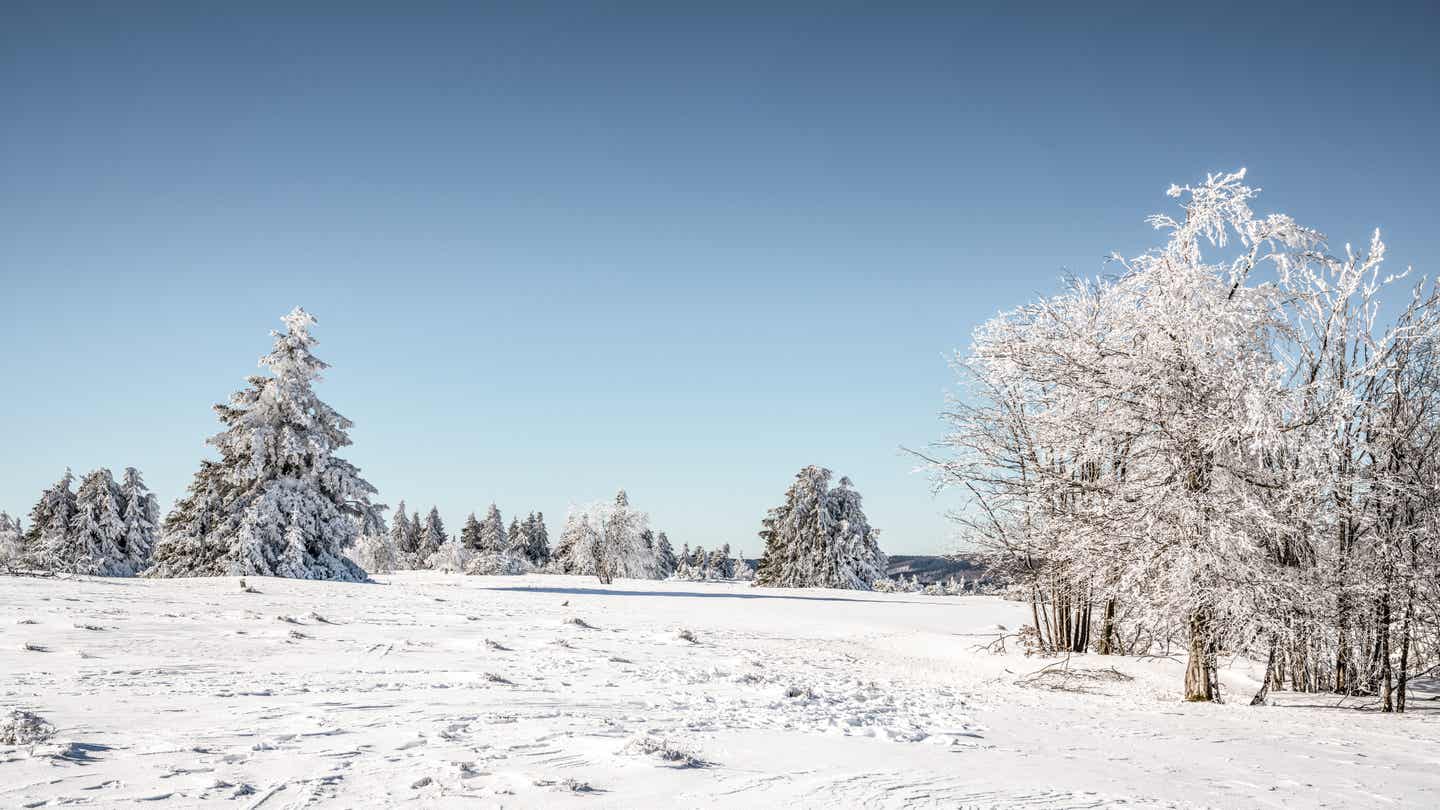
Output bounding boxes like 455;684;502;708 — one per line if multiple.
2;573;1437;807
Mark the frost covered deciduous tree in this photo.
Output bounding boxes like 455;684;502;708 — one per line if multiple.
426;532;472;573
350;502;397;573
0;512;22;571
148;308;379;581
923;169;1440;706
552;490;659;583
754;466;886;590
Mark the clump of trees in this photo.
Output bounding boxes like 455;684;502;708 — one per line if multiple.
6;467;159;576
148;308;383;581
672;542;749;581
754;466;886;590
926;170;1440;707
551;490;670;583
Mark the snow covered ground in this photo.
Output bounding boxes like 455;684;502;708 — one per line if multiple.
3;573;1438;808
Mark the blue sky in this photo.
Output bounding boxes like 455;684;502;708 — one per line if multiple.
3;2;1438;555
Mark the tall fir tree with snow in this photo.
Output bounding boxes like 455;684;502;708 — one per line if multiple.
117;467;159;574
148;308;379;581
23;470;78;572
505;517;523;554
416;507;446;564
654;530;676;577
389;501;417;568
460;512;484;551
523;511;551;564
68;468;127;575
408;510;423;563
477;503;506;554
754;466;885;590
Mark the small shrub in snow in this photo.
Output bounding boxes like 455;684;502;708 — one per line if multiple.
1;709;56;745
676;628;698;644
465;550;530;576
623;734;709;768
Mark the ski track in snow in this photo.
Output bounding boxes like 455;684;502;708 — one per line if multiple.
2;573;1438;808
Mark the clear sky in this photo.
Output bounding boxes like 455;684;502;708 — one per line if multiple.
3;2;1438;555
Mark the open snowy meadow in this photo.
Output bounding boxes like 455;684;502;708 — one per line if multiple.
3;574;1438;809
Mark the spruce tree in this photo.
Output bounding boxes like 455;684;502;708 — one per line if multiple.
754;466;883;589
390;501;415;567
149;308;378;580
525;512;551;564
505;517;524;555
117;467;159;574
408;510;423;562
69;468;126;575
655;530;676;577
24;470;78;572
417;507;446;563
461;512;483;551
478;503;505;554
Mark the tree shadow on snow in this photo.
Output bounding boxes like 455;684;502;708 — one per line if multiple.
481;584;946;607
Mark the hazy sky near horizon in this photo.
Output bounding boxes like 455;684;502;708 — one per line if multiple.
4;2;1439;555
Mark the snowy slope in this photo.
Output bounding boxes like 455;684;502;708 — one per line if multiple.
2;573;1437;808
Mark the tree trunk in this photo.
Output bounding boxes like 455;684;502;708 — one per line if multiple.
1097;598;1117;655
1184;610;1216;702
1250;634;1278;705
1396;587;1414;713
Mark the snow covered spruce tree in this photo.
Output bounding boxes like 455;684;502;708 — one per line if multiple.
519;511;551;566
21;470;78;571
390;501;421;568
415;506;446;565
754;466;886;590
460;512;483;551
477;503;506;554
552;490;659;583
117;467;160;574
68;468;126;575
924;169;1440;706
148;308;380;581
655;530;676;577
